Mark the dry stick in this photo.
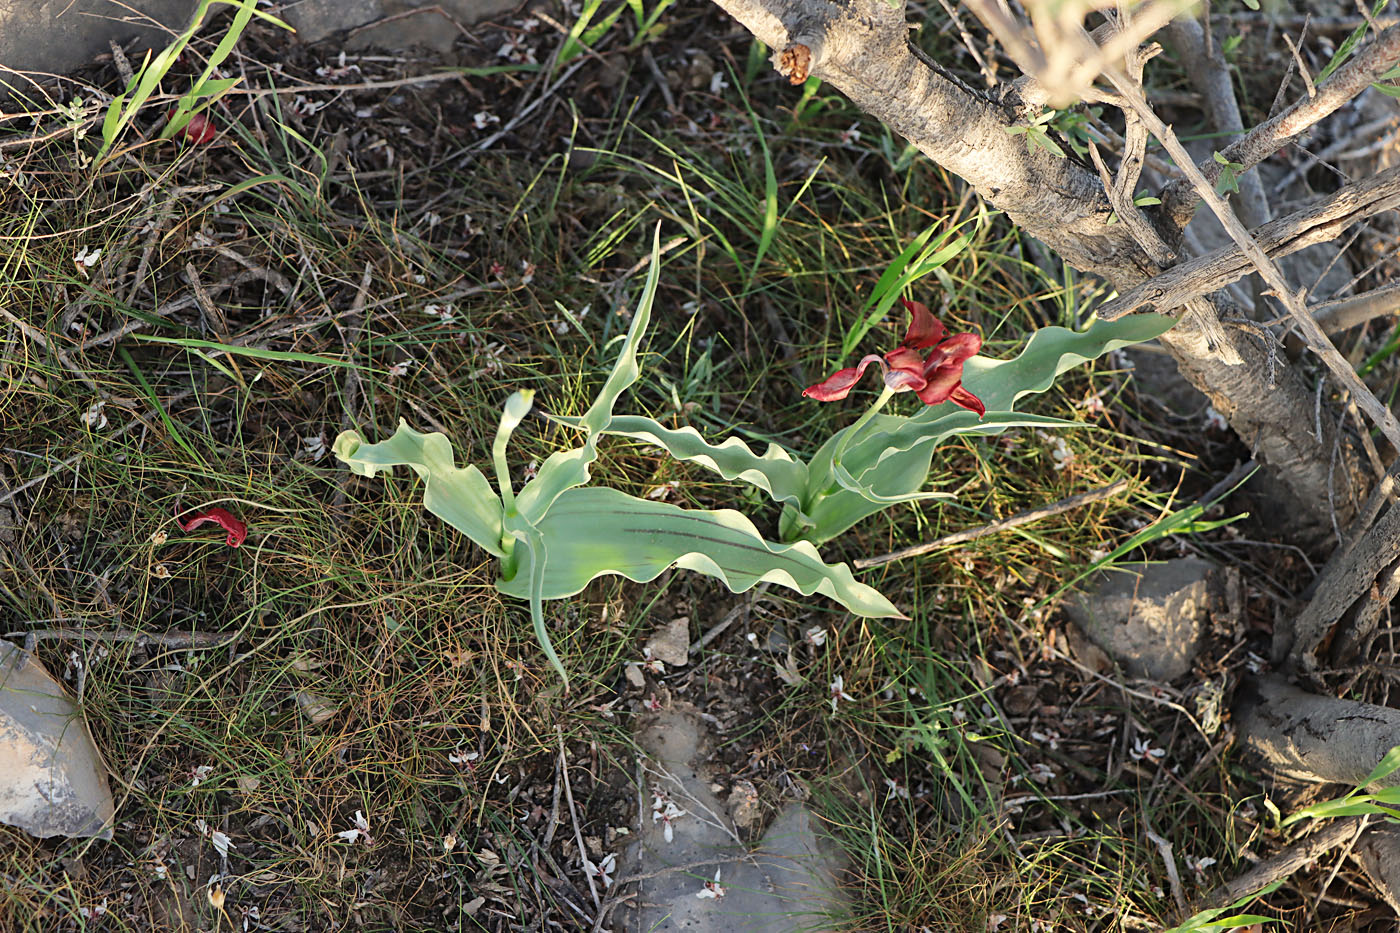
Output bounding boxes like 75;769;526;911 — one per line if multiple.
1316;282;1400;335
1107;74;1400;452
7;627;234;650
855;479;1130;568
558;726;601;911
1146;828;1188;914
1097;165;1400;319
1196;816;1367;912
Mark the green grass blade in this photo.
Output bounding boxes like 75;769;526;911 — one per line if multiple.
131;334;359;369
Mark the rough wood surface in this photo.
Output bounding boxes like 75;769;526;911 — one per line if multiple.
1099;165;1400;320
1287;498;1400;671
1355;823;1400;917
1235;675;1400;787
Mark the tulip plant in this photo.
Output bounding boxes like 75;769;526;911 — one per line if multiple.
335;226;1174;684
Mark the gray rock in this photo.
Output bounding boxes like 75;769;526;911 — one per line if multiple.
0;1;192;81
0;640;115;839
0;0;522;90
623;705;849;932
280;0;522;51
1063;558;1215;681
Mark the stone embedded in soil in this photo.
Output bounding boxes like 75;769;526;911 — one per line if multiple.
622;705;850;932
0;0;522;87
645;617;691;668
282;0;522;51
1063;558;1216;681
0;640;115;839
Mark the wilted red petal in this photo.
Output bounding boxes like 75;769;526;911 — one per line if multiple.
168;108;217;145
925;331;982;366
912;332;983;408
802;354;885;401
948;385;986;416
883;346;926;379
898;299;947;350
177;507;247;547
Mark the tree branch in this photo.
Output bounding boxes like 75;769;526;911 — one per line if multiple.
707;0;1142;274
1103;72;1400;452
1097;165;1400;320
1162;23;1400;224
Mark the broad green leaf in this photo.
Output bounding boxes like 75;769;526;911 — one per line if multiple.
956;313;1176;414
563;414;810;508
333;420;506;557
515;226;664;522
794;413;1074;543
497;486;901;618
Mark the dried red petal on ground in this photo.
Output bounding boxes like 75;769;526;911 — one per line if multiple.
167;109;217;145
176;507;247;547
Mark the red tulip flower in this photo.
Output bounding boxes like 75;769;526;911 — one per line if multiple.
803;299;985;416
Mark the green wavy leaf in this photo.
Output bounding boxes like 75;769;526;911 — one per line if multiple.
497;486;901;619
333;420;506;557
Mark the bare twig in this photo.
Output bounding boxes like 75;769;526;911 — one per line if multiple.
7;626;235;650
1316;282;1400;335
855;479;1130;568
1099;164;1400;320
558;726;600;911
1196;817;1367;912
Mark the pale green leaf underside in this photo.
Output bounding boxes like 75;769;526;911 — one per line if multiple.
573;414;810;507
496;486;901;618
515;227;664;523
333;420;506;557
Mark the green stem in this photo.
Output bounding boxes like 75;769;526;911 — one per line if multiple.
493;390;535;553
830;385;896;484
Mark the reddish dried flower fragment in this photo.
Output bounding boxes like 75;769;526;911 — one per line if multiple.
168;109;217;145
803;299;984;416
176;507;247;547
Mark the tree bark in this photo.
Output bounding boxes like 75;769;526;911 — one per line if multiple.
1235;675;1400;788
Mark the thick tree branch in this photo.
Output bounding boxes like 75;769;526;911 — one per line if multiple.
1235;675;1400;787
708;0;1145;275
1162;23;1400;224
1165;17;1272;228
1317;282;1400;335
1104;72;1400;452
1097;165;1400;320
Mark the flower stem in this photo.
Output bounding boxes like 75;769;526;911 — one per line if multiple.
493;390;535;524
832;386;896;472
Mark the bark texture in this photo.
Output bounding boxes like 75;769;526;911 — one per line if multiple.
1235;675;1400;787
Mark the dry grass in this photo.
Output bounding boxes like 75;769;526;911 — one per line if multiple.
0;4;1389;932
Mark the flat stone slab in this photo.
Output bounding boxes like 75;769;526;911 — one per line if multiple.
622;705;849;932
0;640;114;839
1063;558;1216;681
